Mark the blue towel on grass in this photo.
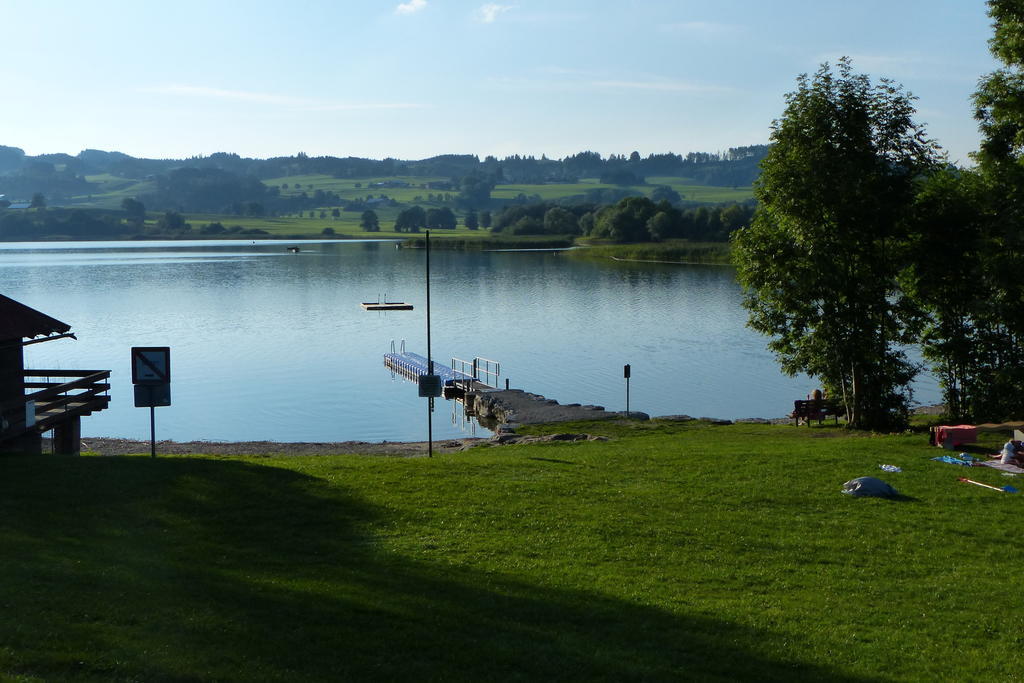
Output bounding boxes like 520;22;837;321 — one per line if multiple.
932;454;977;466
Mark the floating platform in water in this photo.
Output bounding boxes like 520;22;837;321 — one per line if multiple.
362;301;413;311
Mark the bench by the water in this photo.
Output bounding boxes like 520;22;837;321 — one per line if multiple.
791;399;841;426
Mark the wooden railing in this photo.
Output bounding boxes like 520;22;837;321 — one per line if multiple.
1;370;111;435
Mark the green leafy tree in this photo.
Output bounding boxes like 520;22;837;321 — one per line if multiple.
464;210;479;230
646;211;678;241
426;207;456;229
360;209;380;232
593;196;657;242
578;211;595;236
542;207;579;235
732;58;941;430
719;204;753;234
394;206;425;233
901;169;987;420
456;174;494;209
920;0;1024;420
480;210;492;229
121;197;146;226
511;217;545;234
156;210;190;234
29;192;45;209
650;185;682;204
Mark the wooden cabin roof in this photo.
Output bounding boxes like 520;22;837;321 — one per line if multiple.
0;294;71;342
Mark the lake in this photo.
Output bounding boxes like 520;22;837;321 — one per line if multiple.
0;239;940;443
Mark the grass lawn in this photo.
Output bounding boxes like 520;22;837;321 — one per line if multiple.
179;214;492;239
1;420;1020;681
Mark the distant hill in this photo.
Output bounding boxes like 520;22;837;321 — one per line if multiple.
0;144;768;210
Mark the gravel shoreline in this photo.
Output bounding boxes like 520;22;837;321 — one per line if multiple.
63;405;945;457
69;437;488;457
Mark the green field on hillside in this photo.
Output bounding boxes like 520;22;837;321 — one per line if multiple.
264;175;451;203
66;172;753;214
493;178;754;203
77;175;157;208
0;420;1019;681
646;177;754;202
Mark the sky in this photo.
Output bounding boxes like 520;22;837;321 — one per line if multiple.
0;0;1000;165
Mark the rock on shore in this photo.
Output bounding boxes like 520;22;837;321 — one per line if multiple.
464;389;649;430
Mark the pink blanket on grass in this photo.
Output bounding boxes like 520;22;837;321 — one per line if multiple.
979;459;1024;474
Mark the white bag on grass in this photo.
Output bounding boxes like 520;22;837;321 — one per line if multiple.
841;476;898;498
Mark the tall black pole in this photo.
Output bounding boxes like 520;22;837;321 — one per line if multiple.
149;403;156;458
426;229;433;458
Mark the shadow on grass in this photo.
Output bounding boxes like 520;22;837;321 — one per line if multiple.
886;493;921;503
0;454;877;682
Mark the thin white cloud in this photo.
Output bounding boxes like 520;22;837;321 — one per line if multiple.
141;85;303;105
537;65;588;76
662;21;740;37
305;102;427;111
486;74;733;95
395;0;427;15
591;79;733;94
475;3;515;23
141;84;425;111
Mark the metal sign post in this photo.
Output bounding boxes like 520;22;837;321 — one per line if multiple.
424;230;434;457
131;347;171;458
624;363;631;415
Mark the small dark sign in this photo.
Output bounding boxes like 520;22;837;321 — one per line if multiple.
418;374;442;398
132;347;171;384
134;383;171;408
624;364;631;379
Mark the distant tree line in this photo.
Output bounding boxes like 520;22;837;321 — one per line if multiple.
0;208;123;239
0;200;270;241
489;198;754;241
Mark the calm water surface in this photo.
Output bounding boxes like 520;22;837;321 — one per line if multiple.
0;240;939;442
